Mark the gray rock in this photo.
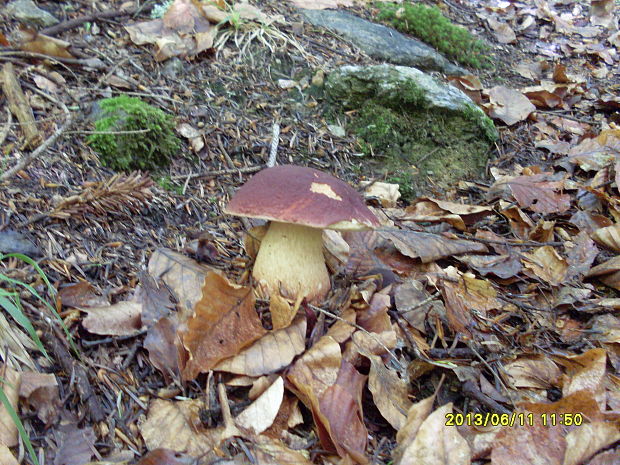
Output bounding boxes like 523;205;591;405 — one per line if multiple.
300;9;465;76
161;57;185;79
326;64;497;140
5;0;59;27
0;230;42;257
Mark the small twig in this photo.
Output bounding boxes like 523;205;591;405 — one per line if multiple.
462;380;511;415
81;329;147;347
40;7;145;37
0;97;72;182
267;121;280;167
457;233;564;248
169;165;262;180
0;51;105;69
1;62;41;148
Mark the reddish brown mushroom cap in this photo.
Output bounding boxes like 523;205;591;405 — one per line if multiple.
225;165;379;230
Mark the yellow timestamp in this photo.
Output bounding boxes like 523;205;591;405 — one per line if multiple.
445;412;584;427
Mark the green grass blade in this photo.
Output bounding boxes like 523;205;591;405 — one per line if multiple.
0;295;48;358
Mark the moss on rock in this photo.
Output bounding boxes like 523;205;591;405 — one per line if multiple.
88;96;179;172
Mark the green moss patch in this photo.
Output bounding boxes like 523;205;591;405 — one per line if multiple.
375;2;490;69
350;101;492;199
88;96;179;172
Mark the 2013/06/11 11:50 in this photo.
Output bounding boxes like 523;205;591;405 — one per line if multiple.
445;412;584;427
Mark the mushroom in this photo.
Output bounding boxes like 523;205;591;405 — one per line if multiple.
225;165;379;302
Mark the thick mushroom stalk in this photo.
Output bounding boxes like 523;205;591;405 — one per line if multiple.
252;221;330;302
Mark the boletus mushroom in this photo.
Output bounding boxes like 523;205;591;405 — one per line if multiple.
225;165;379;302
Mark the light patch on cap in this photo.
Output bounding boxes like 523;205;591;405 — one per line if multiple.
310;182;342;201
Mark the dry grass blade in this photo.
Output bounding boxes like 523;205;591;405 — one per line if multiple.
51;172;154;219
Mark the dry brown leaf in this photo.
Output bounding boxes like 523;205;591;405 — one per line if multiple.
393;395;436;463
591;224;620;252
270;293;297;330
235;376;284;434
318;361;369;464
565;231;599;280
491;417;566;465
590;0;615;27
521;246;568;286
401;198;493;231
0;446;18;465
440;267;502;338
81;301;143;336
563;422;620;465
125;0;215;61
588;447;620;465
140;398;220;456
250;435;314;464
0;366;20;447
503;356;561;389
367;354;412;430
15;28;74;59
397;402;470;465
19;372;59;426
58;281;108;308
519;390;607;422
487;17;516;43
53;423;96;465
487;86;536;125
567;129;620;172
394;279;438;332
136;448;197;465
457;253;522;279
379;230;488;263
144;316;185;382
498;202;535;239
555;348;607;407
503;174;571;214
182;272;265;380
362;181;401;207
148;248;216;316
214;315;306;376
287;335;342;407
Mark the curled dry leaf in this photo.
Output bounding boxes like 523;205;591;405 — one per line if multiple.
318;361;369;464
487;86;536;126
519;390;607;422
0;446;18;465
81;301;143;336
140;398;220;457
379;230;488;263
148;247;215;315
362;181;401;207
490;417;566;465
235;376;284;434
439;267;502;338
555;348;607;407
366;354;412;430
270;293;297;330
401;198;493;231
502;355;561;389
567;129;620;172
136;448;197;465
487;17;516;43
144;316;185;382
393;395;436;464
591;224;620;252
182;272;266;380
563;422;620;465
58;281;108;308
521;246;568;286
53;423;96;465
397;402;470;465
214;315;306;376
19;372;59;426
503;173;571;214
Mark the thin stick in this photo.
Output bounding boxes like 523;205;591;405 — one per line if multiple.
0;91;72;181
267;121;280;167
169;165;262;180
40;7;144;37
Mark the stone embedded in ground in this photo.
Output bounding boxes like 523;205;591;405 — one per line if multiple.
325;64;498;192
299;9;465;76
5;0;59;27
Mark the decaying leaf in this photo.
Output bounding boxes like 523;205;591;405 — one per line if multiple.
397;402;470;465
487;86;536;126
140;398;220;457
182;272;265;379
0;366;20;447
19;372;60;426
379;230;488;263
81;301;143;336
214;315;306;376
235;376;284;434
367;354;412;430
521;246;568;286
